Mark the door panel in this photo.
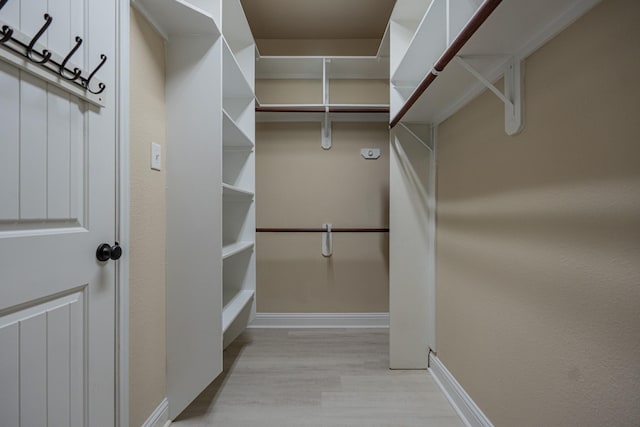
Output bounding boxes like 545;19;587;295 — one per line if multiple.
0;62;19;220
0;323;19;426
0;291;84;426
0;64;86;228
0;0;118;424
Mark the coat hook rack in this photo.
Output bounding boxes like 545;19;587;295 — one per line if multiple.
0;6;108;106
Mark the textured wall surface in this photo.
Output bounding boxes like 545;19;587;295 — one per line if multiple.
435;1;640;425
256;90;390;312
256;79;323;105
129;8;167;427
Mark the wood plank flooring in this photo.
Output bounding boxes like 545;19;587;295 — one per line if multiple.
173;329;464;427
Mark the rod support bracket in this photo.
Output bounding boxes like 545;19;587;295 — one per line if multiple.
455;55;524;136
322;107;332;150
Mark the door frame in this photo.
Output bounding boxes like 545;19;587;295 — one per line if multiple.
116;0;130;425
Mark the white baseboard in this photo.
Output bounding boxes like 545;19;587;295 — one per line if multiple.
141;398;169;427
249;312;389;328
429;354;494;427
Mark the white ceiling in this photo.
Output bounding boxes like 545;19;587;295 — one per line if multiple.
240;0;396;40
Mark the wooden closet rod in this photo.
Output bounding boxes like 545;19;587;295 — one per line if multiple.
257;227;389;233
389;0;503;128
256;106;390;114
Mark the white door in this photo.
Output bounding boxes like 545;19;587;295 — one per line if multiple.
0;0;120;425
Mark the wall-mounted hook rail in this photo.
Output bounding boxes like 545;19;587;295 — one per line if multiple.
0;8;107;106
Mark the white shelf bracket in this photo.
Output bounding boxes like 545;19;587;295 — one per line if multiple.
455;56;524;136
322;107;332;150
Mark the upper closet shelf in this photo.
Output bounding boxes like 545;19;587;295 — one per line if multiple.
390;0;600;129
132;0;220;38
255;55;390;123
256;56;389;80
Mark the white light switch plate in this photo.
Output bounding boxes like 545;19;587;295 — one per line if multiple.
361;148;381;159
151;143;161;171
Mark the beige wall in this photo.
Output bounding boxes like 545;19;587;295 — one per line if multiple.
256;38;381;56
129;8;167;427
329;80;389;105
256;118;390;312
257;79;323;104
435;1;640;426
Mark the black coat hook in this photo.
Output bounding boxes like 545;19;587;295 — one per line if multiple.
59;36;82;81
85;54;107;95
27;13;52;64
0;25;13;43
0;6;108;104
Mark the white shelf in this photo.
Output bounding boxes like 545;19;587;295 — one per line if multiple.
223;110;254;149
376;24;391;58
221;0;254;56
388;1;433;76
256;56;389;80
222;241;254;260
223;39;254;101
222;183;254;198
391;0;448;86
222;290;254;333
132;0;220;37
392;0;600;125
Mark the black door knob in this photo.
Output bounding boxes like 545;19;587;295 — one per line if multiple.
96;242;123;262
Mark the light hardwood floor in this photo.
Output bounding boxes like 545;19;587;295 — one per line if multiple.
173;329;464;427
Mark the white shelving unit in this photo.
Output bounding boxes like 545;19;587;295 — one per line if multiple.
387;0;601;369
390;0;601;126
132;0;255;419
256;53;391;125
220;0;256;350
255;49;391;150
